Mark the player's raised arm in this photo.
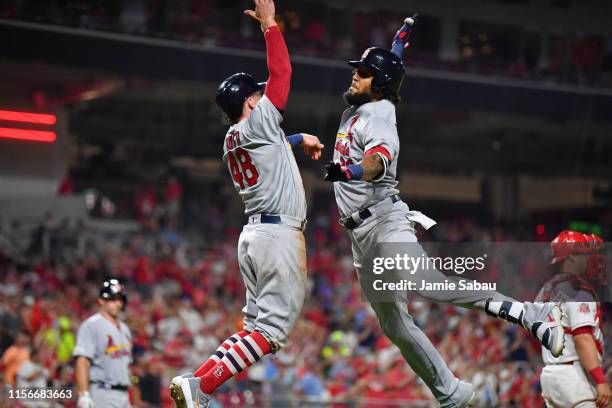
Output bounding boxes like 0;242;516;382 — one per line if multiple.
245;0;291;111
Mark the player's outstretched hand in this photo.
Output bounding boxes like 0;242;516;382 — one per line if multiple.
301;134;324;160
596;383;612;408
244;0;277;32
324;161;350;182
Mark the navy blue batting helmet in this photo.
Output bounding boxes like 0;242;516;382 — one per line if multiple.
349;47;405;99
215;73;266;123
100;278;127;305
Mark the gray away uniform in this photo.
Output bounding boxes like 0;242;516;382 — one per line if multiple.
73;313;132;408
333;99;543;407
222;94;307;349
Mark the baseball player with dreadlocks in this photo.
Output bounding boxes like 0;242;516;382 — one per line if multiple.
537;231;611;408
169;1;323;407
324;16;565;407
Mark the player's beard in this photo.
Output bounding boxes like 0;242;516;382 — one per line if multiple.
343;88;375;106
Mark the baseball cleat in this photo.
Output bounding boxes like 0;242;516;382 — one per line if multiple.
528;303;565;358
169;375;200;408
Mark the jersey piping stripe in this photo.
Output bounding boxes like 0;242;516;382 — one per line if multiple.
365;145;392;162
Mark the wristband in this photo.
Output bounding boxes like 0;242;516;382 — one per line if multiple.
346;164;364;181
287;134;304;149
589;367;606;385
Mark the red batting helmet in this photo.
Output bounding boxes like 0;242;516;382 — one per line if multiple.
550;230;590;265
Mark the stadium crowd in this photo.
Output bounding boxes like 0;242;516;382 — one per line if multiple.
1;0;611;87
1;202;610;407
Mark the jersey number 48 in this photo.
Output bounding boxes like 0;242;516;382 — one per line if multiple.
228;148;259;190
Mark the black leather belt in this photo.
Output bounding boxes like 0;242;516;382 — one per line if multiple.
260;214;281;224
92;381;129;391
340;195;401;230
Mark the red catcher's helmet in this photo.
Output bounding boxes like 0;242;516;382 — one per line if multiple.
585;233;606;284
550;230;590;265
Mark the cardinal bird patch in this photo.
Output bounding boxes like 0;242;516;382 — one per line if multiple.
105;334;131;358
578;303;591;314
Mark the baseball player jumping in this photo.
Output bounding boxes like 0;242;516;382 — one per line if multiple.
323;17;565;408
169;1;323;407
537;231;611;408
74;279;132;408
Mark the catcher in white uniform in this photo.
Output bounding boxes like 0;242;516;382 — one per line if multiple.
537;230;611;408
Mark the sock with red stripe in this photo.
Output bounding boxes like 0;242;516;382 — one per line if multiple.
194;330;249;377
198;331;271;394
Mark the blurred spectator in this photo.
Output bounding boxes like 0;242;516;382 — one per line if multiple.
57;172;74;195
53;364;74;390
41;316;76;364
163;328;192;370
134;185;159;230
137;354;164;407
572;34;601;83
296;358;328;401
0;196;609;405
304;19;325;52
2;332;31;386
0;295;22;353
120;0;148;34
1;1;610;87
156;300;183;343
164;175;183;231
16;348;51;406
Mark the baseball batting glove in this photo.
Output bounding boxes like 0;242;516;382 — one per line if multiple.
325;161;363;182
77;391;93;408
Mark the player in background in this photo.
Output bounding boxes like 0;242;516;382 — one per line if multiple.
169;1;323;407
537;231;611;408
74;279;132;408
323;16;565;408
